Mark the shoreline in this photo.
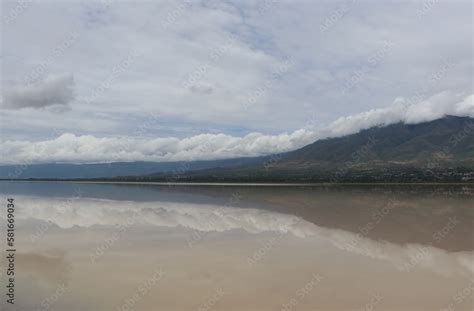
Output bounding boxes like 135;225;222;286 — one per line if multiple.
1;180;473;186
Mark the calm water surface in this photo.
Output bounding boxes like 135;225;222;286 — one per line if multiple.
0;181;473;310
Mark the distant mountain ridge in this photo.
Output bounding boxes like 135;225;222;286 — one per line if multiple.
0;157;263;179
1;116;473;182
143;116;474;182
269;115;474;169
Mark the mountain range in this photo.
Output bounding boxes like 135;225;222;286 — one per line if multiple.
1;116;473;182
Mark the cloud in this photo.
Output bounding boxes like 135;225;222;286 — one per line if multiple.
0;92;472;164
405;92;474;123
0;129;316;164
2;1;472;137
322;91;474;138
189;82;214;94
2;74;75;110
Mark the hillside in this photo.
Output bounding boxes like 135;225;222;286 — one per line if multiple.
270;115;474;169
140;116;474;182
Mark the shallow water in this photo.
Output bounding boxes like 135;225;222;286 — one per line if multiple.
0;181;473;310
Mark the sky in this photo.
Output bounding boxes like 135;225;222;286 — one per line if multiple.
1;0;473;164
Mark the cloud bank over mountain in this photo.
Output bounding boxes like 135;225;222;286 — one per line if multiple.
1;92;472;164
323;91;474;138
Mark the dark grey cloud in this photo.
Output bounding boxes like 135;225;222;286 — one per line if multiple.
2;74;75;110
189;82;214;94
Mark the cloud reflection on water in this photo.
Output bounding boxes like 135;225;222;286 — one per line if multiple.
9;195;473;278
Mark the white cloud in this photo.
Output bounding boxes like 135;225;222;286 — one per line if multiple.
322;92;474;138
0;92;472;164
405;92;474;123
0;129;315;164
2;74;75;109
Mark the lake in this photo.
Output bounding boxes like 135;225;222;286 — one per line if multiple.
0;181;472;310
